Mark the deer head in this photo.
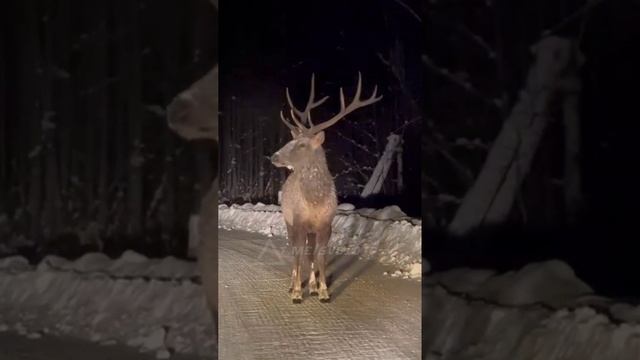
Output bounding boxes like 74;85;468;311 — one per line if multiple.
270;72;383;171
167;65;218;143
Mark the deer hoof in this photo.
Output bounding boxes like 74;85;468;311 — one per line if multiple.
318;289;330;303
308;282;318;296
291;289;303;303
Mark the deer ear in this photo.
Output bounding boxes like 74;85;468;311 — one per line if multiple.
290;130;298;138
311;131;325;148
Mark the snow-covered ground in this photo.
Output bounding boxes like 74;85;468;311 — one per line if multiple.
0;252;215;359
424;260;640;359
218;202;422;276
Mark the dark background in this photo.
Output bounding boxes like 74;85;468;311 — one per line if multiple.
3;0;638;301
0;0;217;260
424;0;640;298
219;0;423;216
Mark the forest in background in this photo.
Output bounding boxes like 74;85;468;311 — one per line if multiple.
219;0;424;217
423;0;636;230
0;0;217;259
424;0;640;297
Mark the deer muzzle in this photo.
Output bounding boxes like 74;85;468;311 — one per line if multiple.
270;152;285;166
270;152;281;166
271;152;293;170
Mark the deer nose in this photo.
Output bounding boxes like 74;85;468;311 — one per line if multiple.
270;153;279;164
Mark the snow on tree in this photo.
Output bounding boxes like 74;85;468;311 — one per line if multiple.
448;36;584;236
361;133;402;197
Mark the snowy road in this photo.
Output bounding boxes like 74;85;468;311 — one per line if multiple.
0;332;203;360
218;229;421;360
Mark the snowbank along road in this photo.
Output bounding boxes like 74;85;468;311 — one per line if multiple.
218;229;421;359
0;332;203;360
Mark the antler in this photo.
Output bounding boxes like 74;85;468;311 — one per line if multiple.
307;72;382;134
285;73;329;126
279;72;382;136
279;109;302;134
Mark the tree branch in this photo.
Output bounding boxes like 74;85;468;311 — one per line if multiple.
456;23;496;59
422;54;502;111
391;0;422;23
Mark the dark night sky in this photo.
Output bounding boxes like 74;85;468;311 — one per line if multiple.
578;1;640;296
581;1;640;225
221;0;423;97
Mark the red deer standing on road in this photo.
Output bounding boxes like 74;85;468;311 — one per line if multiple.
270;72;382;303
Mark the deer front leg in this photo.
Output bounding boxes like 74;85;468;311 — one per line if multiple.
306;234;318;296
288;226;305;303
291;244;303;303
289;268;295;293
315;225;331;302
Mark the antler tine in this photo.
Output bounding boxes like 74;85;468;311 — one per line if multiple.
307;71;383;135
279;110;299;133
286;73;329;127
285;88;304;123
353;71;363;102
289;109;306;128
284;87;308;130
305;73;329;126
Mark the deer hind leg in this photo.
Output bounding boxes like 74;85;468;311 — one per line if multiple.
306;233;318;295
315;225;331;302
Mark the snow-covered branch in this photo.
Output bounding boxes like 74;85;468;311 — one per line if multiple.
422;54;502;111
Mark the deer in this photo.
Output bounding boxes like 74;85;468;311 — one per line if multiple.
167;64;218;335
270;72;382;303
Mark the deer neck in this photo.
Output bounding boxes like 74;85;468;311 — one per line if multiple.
290;149;334;202
298;149;330;176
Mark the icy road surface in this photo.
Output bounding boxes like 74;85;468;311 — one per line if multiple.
218;229;421;360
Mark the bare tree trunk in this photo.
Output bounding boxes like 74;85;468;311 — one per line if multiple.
163;133;177;252
90;1;109;231
80;20;96;221
41;1;62;240
53;0;73;220
448;37;577;236
396;138;404;194
160;2;180;253
361;134;401;197
125;0;144;237
16;0;44;243
257;117;265;199
560;67;583;225
0;35;5;212
112;6;128;235
85;112;95;220
113;95;128;235
43;128;62;239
